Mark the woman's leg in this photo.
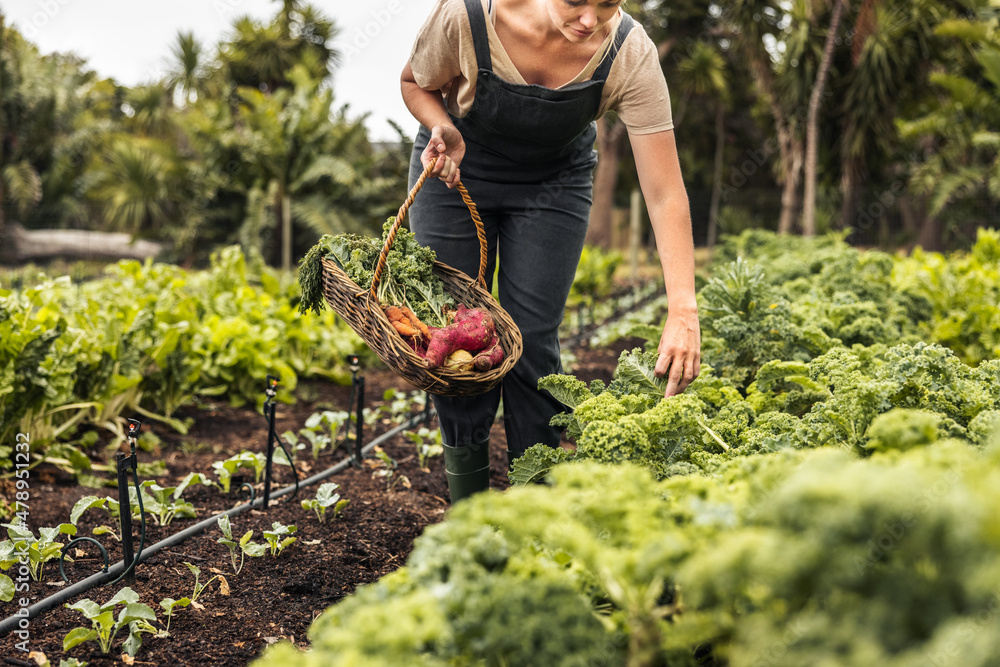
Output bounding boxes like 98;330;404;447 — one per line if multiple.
406;144;502;448
495;174;593;458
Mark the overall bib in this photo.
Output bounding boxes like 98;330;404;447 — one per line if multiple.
407;0;634;459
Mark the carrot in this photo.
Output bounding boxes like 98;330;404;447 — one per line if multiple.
399;306;431;339
384;305;417;336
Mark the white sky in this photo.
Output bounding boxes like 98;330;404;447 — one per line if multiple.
3;0;437;140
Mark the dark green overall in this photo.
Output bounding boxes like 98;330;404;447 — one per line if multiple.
407;0;634;483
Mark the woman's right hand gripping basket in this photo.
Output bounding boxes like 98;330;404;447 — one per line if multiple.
297;157;522;397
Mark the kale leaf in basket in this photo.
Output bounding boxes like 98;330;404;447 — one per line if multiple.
298;218;456;327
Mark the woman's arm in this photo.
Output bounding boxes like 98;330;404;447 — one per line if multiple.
629;128;701;396
401;62;465;188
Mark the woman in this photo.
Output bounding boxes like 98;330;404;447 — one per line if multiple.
401;0;701;502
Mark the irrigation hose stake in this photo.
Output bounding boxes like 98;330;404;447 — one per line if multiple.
0;406;435;638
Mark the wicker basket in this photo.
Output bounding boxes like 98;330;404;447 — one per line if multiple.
319;159;523;397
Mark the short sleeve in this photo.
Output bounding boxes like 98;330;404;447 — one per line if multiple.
408;1;464;91
604;28;674;135
407;0;481;117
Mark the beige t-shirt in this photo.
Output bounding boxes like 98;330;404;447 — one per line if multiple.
408;0;673;135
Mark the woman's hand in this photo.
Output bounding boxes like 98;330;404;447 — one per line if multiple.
655;307;701;397
421;124;466;189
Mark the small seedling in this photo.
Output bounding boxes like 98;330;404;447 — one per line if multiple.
367;447;411;492
131;481;197;527
262;521;297;557
216;516;267;575
382;388;428;421
282;410;350;459
184;561;220;603
404;426;444;472
69;495;123;541
210;451;269;493
300;482;350;523
159;596;191;633
1;573;13;602
1;521;77;581
63;586;157;656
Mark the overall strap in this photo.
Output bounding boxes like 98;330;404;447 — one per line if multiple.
591;13;635;82
463;0;493;72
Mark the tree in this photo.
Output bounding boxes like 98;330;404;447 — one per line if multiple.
674;41;730;248
235;66;394;269
837;0;953;241
722;0;809;235
221;3;338;93
898;10;1000;250
802;0;846;236
166;31;204;107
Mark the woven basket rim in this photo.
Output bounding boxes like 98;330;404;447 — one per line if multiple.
319;256;522;396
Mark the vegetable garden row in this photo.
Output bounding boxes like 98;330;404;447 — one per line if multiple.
2;228;1000;665
260;228;1000;666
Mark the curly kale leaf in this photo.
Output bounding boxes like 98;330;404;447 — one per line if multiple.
508;445;575;486
608;348;668;398
296;220;455;325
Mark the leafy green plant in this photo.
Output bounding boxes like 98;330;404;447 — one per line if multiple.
62;587;157;656
217;515;267;575
299;220;455;327
211;451;268;493
69;495;123;541
130;481;197;526
0;521;77;581
158;596;191;633
300;483;350;523
1;573;13;602
282;409;349;459
403;426;444;472
262;522;297;557
184;562;221;603
367;446;410;491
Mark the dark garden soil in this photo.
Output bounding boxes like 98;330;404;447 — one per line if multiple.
0;338;637;666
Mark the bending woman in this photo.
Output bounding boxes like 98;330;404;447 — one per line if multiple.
401;0;701;502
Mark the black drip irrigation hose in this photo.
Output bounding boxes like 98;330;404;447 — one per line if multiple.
0;406;435;638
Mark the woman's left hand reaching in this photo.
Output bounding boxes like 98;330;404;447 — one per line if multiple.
654;307;701;397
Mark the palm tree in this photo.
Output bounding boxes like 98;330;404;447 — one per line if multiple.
802;0;846;236
898;13;1000;250
167;31;204;106
221;3;338;93
723;0;806;234
674;41;729;248
838;0;954;241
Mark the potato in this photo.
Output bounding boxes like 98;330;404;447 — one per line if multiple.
444;349;475;371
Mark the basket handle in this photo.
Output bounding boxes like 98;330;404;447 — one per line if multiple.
370;157;488;300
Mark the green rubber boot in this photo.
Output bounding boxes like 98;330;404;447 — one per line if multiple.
443;440;491;504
